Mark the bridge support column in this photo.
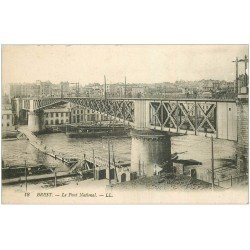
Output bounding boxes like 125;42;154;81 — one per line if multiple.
134;100;151;130
236;93;248;173
132;100;171;176
28;110;44;133
130;130;171;177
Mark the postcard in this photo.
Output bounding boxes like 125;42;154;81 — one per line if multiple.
1;45;248;204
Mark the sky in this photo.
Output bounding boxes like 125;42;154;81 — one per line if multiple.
2;45;248;92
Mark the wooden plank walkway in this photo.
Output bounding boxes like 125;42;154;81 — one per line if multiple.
17;126;129;175
18;127;76;166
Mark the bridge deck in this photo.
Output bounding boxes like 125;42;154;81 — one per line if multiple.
22;97;236;102
18;127;127;174
19;96;240;141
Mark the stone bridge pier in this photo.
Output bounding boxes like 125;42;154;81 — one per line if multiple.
131;100;172;176
27;100;44;133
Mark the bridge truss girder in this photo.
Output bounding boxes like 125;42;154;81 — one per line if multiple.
149;100;217;136
24;98;135;124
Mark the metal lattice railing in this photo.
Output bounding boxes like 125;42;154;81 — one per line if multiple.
149;100;217;135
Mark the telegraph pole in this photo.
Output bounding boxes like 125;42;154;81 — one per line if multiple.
111;144;118;182
108;140;111;185
24;160;27;192
54;171;57;187
124;76;127;98
211;136;215;190
104;75;107;100
233;55;249;94
60;83;63;98
232;57;239;94
138;159;141;177
244;55;248;87
92;148;96;180
76;83;80;97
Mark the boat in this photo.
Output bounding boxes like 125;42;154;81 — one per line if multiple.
66;124;130;138
2;164;54;180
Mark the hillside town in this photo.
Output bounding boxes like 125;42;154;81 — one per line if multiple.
6;77;244;100
2;75;247;138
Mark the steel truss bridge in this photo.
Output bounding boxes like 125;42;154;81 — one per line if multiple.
22;97;135;123
20;97;238;140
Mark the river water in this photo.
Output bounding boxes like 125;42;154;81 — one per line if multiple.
2;132;237;171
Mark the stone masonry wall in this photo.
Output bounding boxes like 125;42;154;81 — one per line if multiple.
237;101;248;173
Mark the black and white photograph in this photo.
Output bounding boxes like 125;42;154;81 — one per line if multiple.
0;1;250;250
1;44;248;204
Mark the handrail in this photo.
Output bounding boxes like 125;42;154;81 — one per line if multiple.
18;126;121;172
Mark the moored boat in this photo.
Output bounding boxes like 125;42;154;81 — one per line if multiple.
2;164;54;180
66;124;130;138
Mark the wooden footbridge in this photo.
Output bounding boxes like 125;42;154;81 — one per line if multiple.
17;127;131;183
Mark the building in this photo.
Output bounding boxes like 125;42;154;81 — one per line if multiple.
238;74;249;93
173;159;202;176
2;109;15;132
101;84;111;97
60;82;70;97
43;103;105;126
131;85;146;97
83;82;136;98
28;84;40;97
51;84;61;97
10;83;29;98
43;104;71;126
185;102;212;116
108;83;124;97
68;83;80;97
2;94;11;105
10;83;21;97
39;81;52;97
70;104;102;124
83;83;102;97
10;83;42;98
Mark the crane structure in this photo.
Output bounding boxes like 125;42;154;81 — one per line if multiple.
60;82;80;98
70;82;80;97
